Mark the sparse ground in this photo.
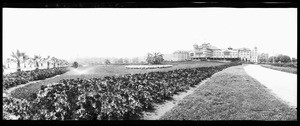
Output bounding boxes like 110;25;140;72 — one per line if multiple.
10;61;226;100
260;64;297;74
160;65;297;120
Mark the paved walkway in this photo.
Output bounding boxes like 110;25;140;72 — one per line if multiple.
244;64;297;108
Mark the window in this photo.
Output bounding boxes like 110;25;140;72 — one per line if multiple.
190;53;194;56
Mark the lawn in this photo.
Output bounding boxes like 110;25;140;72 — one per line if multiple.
10;61;226;100
159;65;297;120
260;64;297;74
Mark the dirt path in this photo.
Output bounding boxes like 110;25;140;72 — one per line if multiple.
142;78;210;120
244;64;297;108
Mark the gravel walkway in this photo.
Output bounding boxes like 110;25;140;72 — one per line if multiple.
244;64;297;108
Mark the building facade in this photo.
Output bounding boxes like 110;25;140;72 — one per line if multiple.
173;51;191;61
173;43;258;62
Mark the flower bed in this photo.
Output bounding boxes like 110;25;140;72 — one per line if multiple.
3;62;242;120
3;67;69;90
125;65;172;69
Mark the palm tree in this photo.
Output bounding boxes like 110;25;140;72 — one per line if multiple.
58;59;65;67
33;55;42;69
45;56;51;69
51;57;58;68
22;54;29;68
27;58;35;68
153;52;164;64
146;52;164;65
11;50;27;72
146;53;153;65
40;57;47;68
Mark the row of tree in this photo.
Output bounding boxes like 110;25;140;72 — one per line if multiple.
4;50;69;72
258;54;297;63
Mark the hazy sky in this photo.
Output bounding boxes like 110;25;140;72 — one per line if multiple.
3;8;297;60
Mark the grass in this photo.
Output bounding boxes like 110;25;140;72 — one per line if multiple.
260;64;297;74
10;61;226;100
159;65;297;120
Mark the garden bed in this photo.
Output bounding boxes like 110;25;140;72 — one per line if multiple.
3;62;241;120
125;65;172;69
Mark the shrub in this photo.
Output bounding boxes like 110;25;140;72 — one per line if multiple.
72;62;79;68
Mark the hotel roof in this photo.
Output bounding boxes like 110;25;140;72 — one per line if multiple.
238;48;251;51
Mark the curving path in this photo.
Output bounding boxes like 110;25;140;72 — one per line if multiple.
244;64;297;108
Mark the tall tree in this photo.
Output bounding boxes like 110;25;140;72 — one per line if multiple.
146;52;164;65
146;53;153;65
22;54;29;68
51;57;59;68
11;50;27;72
27;58;35;68
278;55;291;63
45;56;51;69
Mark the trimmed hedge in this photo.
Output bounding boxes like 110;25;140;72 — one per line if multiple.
261;63;297;68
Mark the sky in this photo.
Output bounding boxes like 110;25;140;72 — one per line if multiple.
3;8;297;61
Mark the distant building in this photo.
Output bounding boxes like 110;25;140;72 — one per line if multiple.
173;51;191;61
173;42;259;62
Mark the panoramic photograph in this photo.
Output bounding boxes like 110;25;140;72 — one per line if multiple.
2;5;297;120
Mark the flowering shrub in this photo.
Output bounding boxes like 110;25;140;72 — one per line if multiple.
3;62;241;120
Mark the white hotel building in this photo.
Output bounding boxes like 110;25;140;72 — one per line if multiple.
173;43;258;62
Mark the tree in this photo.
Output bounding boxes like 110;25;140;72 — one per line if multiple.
40;58;45;67
268;56;275;63
274;55;281;63
22;54;29;68
278;55;291;63
292;57;297;63
146;52;164;65
72;61;79;68
51;57;59;68
105;59;111;65
258;53;268;63
146;53;153;65
44;56;51;69
33;55;42;69
11;50;27;72
27;58;35;68
56;59;61;67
